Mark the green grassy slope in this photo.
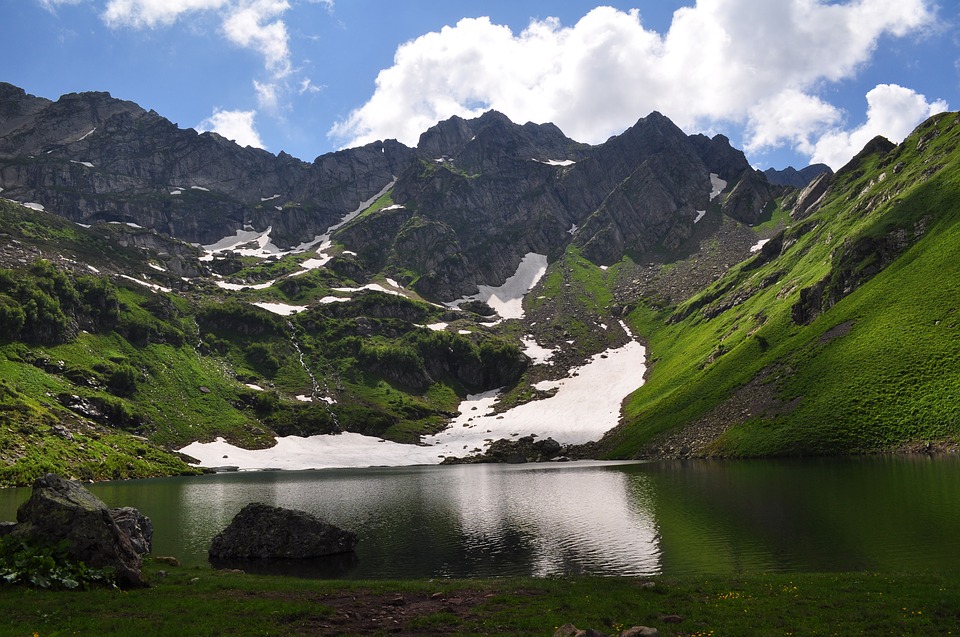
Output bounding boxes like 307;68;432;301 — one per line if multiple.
602;112;960;457
0;200;527;486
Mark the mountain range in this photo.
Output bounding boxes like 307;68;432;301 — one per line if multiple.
1;81;957;485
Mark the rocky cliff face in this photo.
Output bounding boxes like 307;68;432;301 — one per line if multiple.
0;83;412;247
0;82;778;303
341;110;776;300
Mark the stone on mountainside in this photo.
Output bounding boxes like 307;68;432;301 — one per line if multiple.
11;474;147;588
208;502;358;560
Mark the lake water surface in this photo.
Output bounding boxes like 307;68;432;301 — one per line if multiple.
1;456;958;579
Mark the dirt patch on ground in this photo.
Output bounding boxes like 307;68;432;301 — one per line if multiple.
641;365;800;458
818;320;855;344
238;587;526;636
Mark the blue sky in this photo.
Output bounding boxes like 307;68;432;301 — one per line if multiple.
3;1;957;169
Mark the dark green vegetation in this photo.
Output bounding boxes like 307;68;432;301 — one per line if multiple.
0;198;525;486
600;112;960;458
1;562;957;636
0;536;116;590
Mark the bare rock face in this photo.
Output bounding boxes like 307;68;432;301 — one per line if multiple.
0;82;412;248
208;502;358;560
11;474;147;588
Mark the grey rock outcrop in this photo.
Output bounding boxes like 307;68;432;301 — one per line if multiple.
443;435;564;464
791;170;833;219
208;502;358;560
10;474;147;588
0;82;412;248
720;168;775;225
341;110;772;301
1;82;779;304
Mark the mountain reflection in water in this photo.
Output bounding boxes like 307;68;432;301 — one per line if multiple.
2;456;958;578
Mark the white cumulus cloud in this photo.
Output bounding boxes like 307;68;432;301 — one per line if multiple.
103;0;291;79
810;84;949;169
196;108;265;148
330;0;939;168
745;90;843;155
221;0;291;78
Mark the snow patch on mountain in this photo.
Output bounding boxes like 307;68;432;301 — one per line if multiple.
533;158;576;167
521;336;556;364
710;173;727;201
253;302;308;316
448;253;548;320
120;274;171;293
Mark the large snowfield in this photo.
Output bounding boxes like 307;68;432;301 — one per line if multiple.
178;327;646;470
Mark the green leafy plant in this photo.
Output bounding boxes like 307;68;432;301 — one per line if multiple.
0;537;117;590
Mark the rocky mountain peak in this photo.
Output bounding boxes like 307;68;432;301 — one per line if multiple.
415;114;475;159
0;82;51;126
688;132;752;183
0;87;147;156
763;163;832;188
0;82;780;304
414;110;582;175
835;135;896;178
0;82;413;248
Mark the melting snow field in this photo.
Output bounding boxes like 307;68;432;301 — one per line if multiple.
521;336;556;364
253;302;307;316
710;173;727;200
199;180;396;265
178;324;647;470
448;252;548;320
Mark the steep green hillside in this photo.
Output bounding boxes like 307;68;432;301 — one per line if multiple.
0;201;526;485
602;112;960;457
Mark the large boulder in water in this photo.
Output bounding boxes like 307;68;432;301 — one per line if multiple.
209;502;358;560
11;474;147;588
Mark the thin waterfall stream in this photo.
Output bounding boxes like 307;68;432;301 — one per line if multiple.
285;320;339;427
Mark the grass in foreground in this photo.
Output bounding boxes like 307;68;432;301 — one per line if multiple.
1;562;958;636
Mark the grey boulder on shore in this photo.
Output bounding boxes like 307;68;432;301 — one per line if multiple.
6;474;150;588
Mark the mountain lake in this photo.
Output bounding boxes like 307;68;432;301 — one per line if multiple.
1;455;958;579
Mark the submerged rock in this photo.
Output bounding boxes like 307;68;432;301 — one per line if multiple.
11;474;148;588
208;502;358;560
